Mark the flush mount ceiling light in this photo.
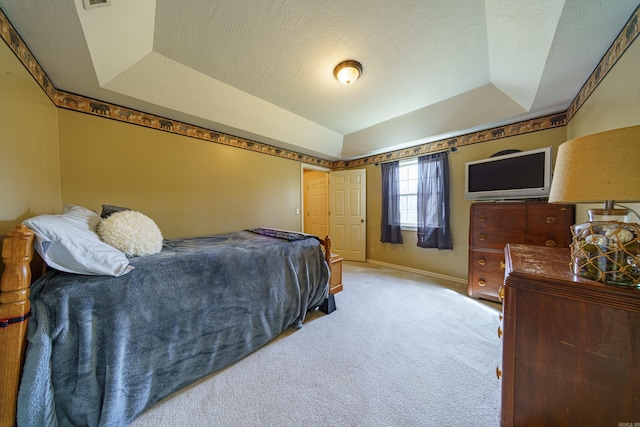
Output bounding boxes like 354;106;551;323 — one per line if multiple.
334;60;363;86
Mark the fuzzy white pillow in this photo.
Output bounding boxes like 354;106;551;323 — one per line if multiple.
98;210;163;257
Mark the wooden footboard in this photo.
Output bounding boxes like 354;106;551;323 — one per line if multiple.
319;235;331;264
0;225;34;427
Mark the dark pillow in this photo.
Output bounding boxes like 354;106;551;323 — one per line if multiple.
101;204;131;218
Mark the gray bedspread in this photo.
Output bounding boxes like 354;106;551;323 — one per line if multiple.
17;231;329;426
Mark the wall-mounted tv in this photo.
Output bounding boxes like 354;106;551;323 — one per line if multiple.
464;146;552;200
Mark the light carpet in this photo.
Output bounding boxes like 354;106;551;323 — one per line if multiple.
132;261;502;426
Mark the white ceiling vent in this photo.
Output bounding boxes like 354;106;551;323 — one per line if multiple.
82;0;112;10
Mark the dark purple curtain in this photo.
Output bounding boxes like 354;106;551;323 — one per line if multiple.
417;152;453;250
380;161;403;244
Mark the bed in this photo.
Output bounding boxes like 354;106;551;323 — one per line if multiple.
0;206;332;426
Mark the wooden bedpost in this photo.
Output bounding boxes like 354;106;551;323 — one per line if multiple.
322;236;331;264
0;225;34;427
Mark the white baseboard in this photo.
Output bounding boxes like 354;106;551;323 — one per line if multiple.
364;259;467;285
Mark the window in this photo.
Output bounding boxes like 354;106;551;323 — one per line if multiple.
399;159;418;228
381;153;452;249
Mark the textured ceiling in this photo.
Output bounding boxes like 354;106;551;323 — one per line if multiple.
1;0;638;160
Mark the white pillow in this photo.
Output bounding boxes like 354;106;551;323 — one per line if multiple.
97;210;163;257
22;205;133;276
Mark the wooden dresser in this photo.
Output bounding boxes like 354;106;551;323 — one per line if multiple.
467;201;574;302
500;244;640;426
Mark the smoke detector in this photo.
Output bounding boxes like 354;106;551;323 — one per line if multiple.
82;0;111;10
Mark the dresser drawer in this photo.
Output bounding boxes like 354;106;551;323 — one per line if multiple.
471;227;525;250
471;204;526;229
468;250;506;302
525;205;574;247
523;229;568;248
525;204;568;226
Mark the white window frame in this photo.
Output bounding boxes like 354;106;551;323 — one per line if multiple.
399;158;418;230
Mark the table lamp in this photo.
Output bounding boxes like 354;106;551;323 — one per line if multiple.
549;124;640;286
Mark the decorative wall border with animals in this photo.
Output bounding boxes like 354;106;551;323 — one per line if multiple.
0;5;638;170
337;112;567;169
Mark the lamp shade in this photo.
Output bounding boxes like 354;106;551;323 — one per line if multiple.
548;125;640;204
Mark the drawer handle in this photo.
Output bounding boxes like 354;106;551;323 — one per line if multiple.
478;258;486;266
545;240;557;247
497;326;503;339
478;279;486;287
546;216;557;224
479;215;487;221
479;233;487;241
500;260;506;270
496;367;502;380
498;286;505;301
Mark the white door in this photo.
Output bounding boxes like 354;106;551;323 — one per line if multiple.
329;169;366;261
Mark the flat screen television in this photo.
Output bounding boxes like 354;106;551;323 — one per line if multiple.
464;146;552;200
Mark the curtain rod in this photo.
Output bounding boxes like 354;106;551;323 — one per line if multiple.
374;146;457;166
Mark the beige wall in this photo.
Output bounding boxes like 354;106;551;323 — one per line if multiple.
58;110;304;239
366;127;567;281
568;38;640;139
0;28;306;240
0;40;60;236
567;37;640;223
1;22;638;282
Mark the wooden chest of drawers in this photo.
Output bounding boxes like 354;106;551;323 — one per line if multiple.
500;244;640;426
467;201;574;302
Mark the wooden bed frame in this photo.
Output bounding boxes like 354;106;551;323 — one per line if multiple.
0;224;332;427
